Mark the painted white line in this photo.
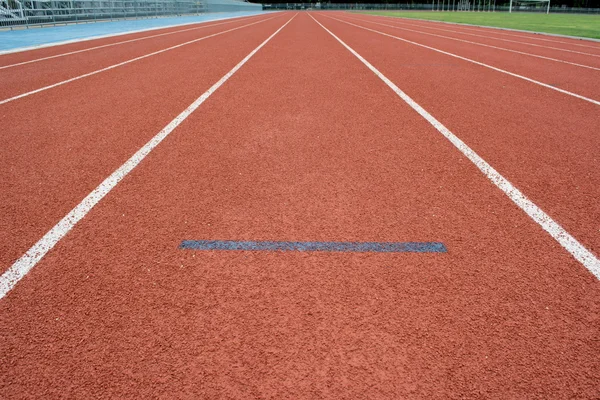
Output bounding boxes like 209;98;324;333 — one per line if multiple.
324;15;600;107
0;14;263;70
363;13;600;58
310;13;600;280
0;15;277;106
0;12;276;56
0;14;296;300
342;14;600;72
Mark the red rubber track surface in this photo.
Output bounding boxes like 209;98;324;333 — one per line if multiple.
1;11;599;399
342;13;600;75
0;14;287;271
318;12;600;255
0;14;263;66
0;14;274;100
337;13;600;99
357;12;600;55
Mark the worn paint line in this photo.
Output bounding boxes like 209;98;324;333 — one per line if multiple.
180;240;447;253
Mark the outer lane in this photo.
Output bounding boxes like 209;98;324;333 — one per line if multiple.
0;13;268;65
352;12;600;68
0;14;288;271
357;12;600;54
0;14;276;101
313;12;600;257
334;12;600;99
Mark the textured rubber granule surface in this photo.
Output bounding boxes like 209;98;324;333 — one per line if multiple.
0;14;263;66
1;13;598;399
0;14;275;101
357;13;600;54
0;15;287;271
316;13;600;256
338;13;600;98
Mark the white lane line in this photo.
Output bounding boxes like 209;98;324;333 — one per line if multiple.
383;15;600;50
0;12;274;56
0;14;297;300
324;15;600;107
363;13;600;58
0;15;277;106
342;14;600;72
0;14;262;70
310;13;600;280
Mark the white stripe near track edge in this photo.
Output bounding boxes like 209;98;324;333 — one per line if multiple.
0;14;262;70
369;14;600;49
310;13;600;280
0;15;277;105
0;12;276;56
325;15;600;107
0;14;296;300
369;13;600;57
342;14;600;72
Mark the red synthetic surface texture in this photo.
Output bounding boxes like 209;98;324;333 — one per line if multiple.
1;11;599;399
0;14;286;270
0;14;275;100
317;12;600;255
342;13;600;73
0;14;262;66
359;12;600;55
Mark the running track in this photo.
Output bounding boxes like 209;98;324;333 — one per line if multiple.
1;11;599;398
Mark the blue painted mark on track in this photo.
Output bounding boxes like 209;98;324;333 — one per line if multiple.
179;240;447;253
0;12;269;52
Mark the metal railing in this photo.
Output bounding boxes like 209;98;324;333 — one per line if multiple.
261;3;600;13
1;0;204;28
0;0;261;29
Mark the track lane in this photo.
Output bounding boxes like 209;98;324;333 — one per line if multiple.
354;13;600;66
1;12;598;398
311;13;600;257
0;14;278;102
443;21;600;50
0;13;267;65
0;14;266;70
343;13;600;71
360;12;600;53
312;12;599;278
0;15;288;272
325;14;599;105
409;18;600;50
334;13;600;102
